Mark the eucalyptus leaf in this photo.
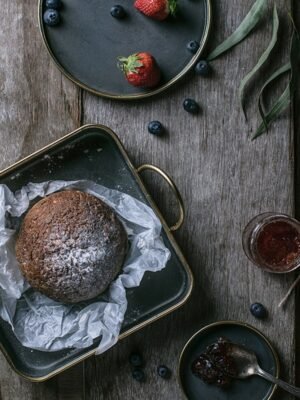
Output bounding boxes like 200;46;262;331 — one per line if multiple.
258;63;291;131
239;5;279;118
207;0;268;61
253;32;300;139
252;85;291;140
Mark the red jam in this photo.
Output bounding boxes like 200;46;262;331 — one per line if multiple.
256;220;300;271
191;338;237;389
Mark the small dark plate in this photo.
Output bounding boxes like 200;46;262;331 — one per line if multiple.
179;321;279;400
38;0;211;99
0;124;193;381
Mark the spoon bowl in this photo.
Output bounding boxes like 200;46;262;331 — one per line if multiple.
228;343;260;378
229;343;300;398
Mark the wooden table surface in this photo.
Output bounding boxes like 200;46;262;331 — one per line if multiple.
0;0;299;399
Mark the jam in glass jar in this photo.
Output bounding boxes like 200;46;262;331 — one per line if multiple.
242;212;300;273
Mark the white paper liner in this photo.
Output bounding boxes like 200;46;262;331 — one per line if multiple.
0;181;170;354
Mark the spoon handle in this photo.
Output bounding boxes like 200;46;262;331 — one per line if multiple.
256;368;300;398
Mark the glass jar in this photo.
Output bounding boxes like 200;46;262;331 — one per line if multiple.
242;212;300;273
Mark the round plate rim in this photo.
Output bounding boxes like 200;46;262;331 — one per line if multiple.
38;0;212;100
178;320;280;400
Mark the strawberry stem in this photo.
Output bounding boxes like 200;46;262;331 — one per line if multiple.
118;54;143;74
168;0;177;16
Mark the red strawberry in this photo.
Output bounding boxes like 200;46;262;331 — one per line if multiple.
134;0;177;21
118;52;161;88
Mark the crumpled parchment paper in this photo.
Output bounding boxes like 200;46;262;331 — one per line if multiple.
0;180;170;354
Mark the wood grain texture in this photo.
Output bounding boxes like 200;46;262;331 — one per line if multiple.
293;0;300;390
0;1;83;399
0;0;298;399
82;1;296;399
0;1;81;171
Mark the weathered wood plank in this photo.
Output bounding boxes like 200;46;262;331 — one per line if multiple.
293;0;300;390
0;0;82;399
0;1;81;171
0;0;297;399
56;366;85;400
82;1;296;399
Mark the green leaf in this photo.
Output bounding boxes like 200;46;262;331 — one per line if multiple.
258;63;291;131
252;85;291;140
117;54;143;74
168;0;177;16
207;0;268;61
253;32;300;139
239;5;279;118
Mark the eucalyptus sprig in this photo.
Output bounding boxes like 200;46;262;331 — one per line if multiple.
253;31;299;139
207;0;268;61
207;0;298;140
239;5;279;120
257;62;291;132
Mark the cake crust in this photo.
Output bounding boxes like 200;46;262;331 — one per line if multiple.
15;190;127;303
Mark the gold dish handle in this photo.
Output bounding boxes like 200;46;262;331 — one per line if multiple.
137;164;185;232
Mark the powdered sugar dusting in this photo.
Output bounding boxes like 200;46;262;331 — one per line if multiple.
16;191;127;303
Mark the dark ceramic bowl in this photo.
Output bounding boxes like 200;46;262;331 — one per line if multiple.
178;321;279;400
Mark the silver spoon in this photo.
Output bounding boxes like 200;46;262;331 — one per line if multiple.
229;343;300;398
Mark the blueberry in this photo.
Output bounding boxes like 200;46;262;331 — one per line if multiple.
148;121;164;135
110;5;126;19
195;60;211;76
129;352;143;367
43;9;60;26
132;368;145;382
157;365;171;379
45;0;62;9
187;40;200;54
250;303;267;319
183;98;200;114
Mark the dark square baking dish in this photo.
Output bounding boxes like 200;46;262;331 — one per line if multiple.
0;124;193;381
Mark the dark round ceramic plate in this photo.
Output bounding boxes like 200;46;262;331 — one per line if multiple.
178;321;279;400
38;0;211;99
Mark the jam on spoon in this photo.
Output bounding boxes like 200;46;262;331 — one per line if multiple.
191;337;237;389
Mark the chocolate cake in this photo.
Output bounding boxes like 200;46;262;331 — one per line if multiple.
15;190;127;303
